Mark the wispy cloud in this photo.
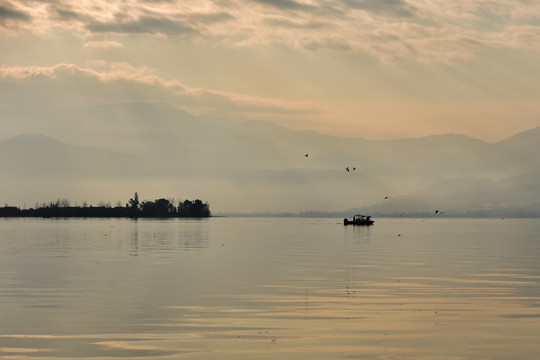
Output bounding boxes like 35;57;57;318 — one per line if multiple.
0;3;32;28
87;16;196;35
304;36;353;51
84;40;124;48
53;7;83;21
188;11;235;24
250;0;318;12
3;0;540;63
341;0;417;18
0;62;320;118
87;15;197;35
263;17;328;29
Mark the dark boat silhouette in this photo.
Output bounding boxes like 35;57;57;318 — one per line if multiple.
344;214;374;226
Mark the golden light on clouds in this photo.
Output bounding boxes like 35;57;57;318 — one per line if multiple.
0;0;539;141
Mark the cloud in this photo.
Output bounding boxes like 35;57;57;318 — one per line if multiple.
87;15;197;35
503;25;540;49
0;4;32;27
251;0;318;12
263;17;327;29
2;0;540;64
304;36;353;51
84;40;124;48
54;7;83;21
341;0;416;18
188;11;235;24
0;62;320;119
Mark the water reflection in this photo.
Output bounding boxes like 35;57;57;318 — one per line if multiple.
129;220;139;257
348;224;373;246
0;218;539;359
122;219;210;257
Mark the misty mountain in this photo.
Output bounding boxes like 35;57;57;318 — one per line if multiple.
0;134;140;178
50;102;291;171
1;102;539;215
357;171;540;216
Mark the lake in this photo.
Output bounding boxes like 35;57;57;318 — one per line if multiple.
1;217;539;359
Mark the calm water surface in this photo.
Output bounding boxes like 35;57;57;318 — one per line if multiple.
1;217;539;359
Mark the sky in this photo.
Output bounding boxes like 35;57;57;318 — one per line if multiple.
1;0;540;142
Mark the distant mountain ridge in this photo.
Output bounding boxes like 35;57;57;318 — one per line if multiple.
0;134;140;178
0;102;539;215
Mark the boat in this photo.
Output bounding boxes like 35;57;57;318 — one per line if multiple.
344;214;374;225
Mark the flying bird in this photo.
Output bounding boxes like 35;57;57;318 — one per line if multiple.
305;154;309;157
435;210;439;214
384;196;388;199
353;167;356;171
346;167;350;172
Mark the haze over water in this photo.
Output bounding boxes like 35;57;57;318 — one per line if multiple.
1;217;539;359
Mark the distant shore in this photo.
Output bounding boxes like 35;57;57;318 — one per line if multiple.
0;206;211;218
214;210;540;219
0;194;211;218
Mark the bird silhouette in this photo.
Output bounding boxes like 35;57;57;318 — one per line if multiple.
346;167;350;172
353;167;356;171
305;154;309;157
384;196;388;199
435;210;439;214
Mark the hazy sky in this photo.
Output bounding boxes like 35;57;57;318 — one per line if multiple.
1;0;540;141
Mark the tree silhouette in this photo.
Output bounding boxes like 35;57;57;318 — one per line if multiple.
128;192;139;210
0;192;210;218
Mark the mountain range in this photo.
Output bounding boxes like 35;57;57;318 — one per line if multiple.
1;102;539;216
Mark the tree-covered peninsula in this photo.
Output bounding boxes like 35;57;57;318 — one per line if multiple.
0;193;210;218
